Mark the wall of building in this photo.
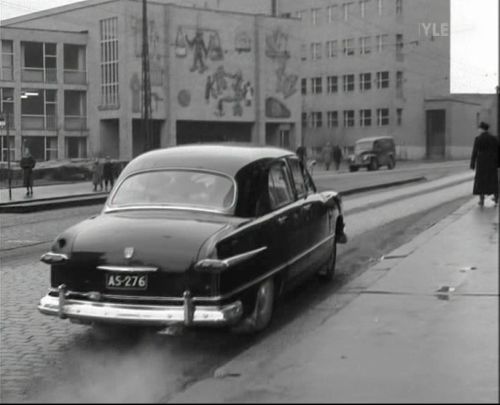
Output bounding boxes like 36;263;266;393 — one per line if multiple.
3;0;301;161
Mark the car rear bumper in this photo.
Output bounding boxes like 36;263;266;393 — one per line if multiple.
38;285;243;327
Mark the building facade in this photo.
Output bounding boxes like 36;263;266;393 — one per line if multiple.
0;0;301;162
276;0;496;159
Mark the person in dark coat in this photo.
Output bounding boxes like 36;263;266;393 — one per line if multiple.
470;122;498;206
102;156;115;192
332;144;343;171
20;149;36;197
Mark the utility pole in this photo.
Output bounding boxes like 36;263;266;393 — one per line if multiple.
141;0;152;152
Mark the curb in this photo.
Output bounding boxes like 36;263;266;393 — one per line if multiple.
337;176;425;196
0;193;108;213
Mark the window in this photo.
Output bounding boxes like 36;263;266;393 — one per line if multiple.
342;2;353;21
342;38;355;56
268;163;294;210
396;0;403;15
22;136;58;161
300;44;307;61
311;77;322;94
21;89;57;130
396;71;404;97
343;110;355;127
327;5;339;22
327;76;338;93
311;111;323;128
360;109;372;126
377;108;390;126
64;90;87;130
0;88;14;128
360;36;371;54
397;108;403;125
326;40;338;58
343;74;355;92
396;34;404;59
65;136;87;158
311;8;321;25
1;40;14;81
0;135;14;162
360;73;372;91
376;34;388;52
301;78;307;95
360;0;370;18
302;112;308;128
377;0;383;15
327;111;339;128
311;42;322;60
376;71;390;88
295;10;304;20
288;158;307;197
100;17;119;108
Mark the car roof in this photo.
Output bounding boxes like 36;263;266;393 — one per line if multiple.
120;143;295;177
355;136;394;143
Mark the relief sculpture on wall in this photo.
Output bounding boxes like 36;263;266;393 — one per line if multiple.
203;66;253;117
177;26;225;74
265;27;298;100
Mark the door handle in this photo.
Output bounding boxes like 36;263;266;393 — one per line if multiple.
277;215;288;225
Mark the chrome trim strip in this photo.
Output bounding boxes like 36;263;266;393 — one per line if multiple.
196;246;268;271
97;265;159;273
38;295;243;326
224;246;268;267
103;205;230;215
40;252;69;264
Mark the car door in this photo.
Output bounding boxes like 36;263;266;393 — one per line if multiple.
267;160;303;277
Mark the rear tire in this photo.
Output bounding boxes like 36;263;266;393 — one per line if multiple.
387;157;395;170
231;278;275;334
368;158;378;171
349;166;358;172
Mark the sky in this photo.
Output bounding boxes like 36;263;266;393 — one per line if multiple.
0;0;498;93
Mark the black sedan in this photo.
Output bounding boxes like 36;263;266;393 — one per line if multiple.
38;145;347;333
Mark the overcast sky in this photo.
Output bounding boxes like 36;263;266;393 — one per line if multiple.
1;0;498;93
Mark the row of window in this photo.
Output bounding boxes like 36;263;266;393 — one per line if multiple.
302;71;403;94
1;39;87;83
0;135;87;161
305;34;403;60
286;0;403;24
0;87;87;131
303;108;403;128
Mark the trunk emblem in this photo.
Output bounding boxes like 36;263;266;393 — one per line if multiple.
124;247;135;259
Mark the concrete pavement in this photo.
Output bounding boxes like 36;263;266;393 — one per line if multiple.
170;197;499;403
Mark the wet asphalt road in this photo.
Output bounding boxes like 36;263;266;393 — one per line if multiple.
0;165;472;402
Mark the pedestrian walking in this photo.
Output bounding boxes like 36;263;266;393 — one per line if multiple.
91;158;103;192
20;149;35;197
322;142;333;171
296;146;307;170
470;122;498;206
333;144;343;171
103;156;115;192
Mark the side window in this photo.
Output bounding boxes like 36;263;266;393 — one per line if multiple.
268;162;294;210
288;158;307;198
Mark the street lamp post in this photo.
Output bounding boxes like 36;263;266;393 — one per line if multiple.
0;111;12;200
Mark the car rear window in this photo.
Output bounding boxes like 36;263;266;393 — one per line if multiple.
110;170;236;211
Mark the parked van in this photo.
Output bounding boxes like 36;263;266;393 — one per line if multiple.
347;136;396;172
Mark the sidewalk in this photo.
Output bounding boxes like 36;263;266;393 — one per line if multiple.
0;181;100;204
170;197;499;403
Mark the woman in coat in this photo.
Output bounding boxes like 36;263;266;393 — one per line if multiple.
470;122;498;206
20;149;36;197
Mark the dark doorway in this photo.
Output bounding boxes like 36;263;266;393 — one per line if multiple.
176;121;252;144
132;119;162;157
426;109;446;158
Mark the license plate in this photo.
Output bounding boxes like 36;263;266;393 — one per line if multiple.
106;273;148;290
